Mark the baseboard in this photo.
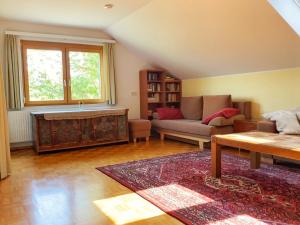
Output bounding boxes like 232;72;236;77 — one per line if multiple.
10;141;33;151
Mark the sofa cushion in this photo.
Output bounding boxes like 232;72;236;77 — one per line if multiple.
202;95;232;119
203;108;240;125
180;96;203;120
263;110;300;134
129;119;151;131
156;108;184;120
151;119;213;136
208;114;245;126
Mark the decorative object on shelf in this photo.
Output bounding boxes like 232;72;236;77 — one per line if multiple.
140;69;182;119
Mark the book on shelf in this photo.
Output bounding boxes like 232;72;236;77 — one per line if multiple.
147;83;161;92
148;93;160;102
147;72;159;81
167;93;178;102
166;83;180;92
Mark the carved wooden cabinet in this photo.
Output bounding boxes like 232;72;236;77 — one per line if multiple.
31;109;129;153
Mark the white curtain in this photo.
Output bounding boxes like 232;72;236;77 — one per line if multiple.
0;65;11;180
103;43;116;105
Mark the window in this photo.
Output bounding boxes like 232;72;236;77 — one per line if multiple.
268;0;300;36
22;41;104;106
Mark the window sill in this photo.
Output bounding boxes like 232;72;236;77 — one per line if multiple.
21;103;109;112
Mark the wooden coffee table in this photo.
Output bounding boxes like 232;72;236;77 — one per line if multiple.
211;131;300;178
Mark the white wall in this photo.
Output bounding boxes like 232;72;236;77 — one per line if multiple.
0;19;152;143
114;43;151;119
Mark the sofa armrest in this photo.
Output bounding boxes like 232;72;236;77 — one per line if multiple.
208;114;245;127
232;101;251;119
257;120;277;133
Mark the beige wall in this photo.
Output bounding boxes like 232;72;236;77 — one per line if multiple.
183;67;300;119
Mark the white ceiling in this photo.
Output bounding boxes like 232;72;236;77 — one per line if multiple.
0;0;299;78
0;0;151;29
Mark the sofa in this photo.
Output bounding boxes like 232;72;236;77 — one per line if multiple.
151;95;251;149
258;120;300;165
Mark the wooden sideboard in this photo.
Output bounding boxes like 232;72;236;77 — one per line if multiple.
31;109;129;153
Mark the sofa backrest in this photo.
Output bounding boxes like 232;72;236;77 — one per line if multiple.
181;95;251;120
232;101;251;119
202;95;232;119
180;96;203;120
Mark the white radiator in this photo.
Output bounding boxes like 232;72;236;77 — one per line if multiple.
8;111;32;143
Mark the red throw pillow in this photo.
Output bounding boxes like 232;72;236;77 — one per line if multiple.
156;108;184;120
202;108;240;125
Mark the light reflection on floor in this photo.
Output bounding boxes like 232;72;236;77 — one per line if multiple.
210;214;269;225
94;184;214;225
94;192;164;225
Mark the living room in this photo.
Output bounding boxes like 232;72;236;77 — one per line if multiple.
0;0;299;225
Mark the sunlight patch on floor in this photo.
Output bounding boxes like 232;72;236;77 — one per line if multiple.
210;214;268;225
93;193;165;225
94;184;215;224
137;184;214;209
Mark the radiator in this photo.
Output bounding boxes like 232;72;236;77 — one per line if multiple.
8;111;32;143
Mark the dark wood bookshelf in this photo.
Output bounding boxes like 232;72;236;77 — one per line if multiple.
140;69;182;119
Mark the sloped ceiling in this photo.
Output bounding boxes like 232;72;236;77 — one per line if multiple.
108;0;300;78
0;0;151;29
0;0;299;79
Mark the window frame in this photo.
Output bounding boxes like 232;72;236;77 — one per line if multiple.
21;40;104;106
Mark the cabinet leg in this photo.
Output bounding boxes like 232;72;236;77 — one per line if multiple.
146;137;149;142
133;138;137;143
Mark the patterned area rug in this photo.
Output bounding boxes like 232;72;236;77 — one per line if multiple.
97;152;300;225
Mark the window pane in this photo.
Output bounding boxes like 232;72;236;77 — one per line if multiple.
69;51;101;100
27;49;64;101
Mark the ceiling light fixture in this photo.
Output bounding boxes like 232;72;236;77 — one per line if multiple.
104;3;114;9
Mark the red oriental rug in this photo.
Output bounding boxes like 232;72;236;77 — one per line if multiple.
96;152;300;225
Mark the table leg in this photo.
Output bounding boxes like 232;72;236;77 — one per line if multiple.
211;136;221;178
250;152;261;169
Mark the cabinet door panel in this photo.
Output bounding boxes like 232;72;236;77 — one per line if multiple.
81;119;95;143
117;115;127;139
52;120;81;145
93;116;117;141
38;119;52;146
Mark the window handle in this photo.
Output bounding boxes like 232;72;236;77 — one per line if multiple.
64;80;67;87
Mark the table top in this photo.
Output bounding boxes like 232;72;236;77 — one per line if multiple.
214;131;300;154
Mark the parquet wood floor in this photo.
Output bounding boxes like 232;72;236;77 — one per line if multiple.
0;139;202;225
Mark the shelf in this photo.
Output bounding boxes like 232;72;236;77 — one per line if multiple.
148;91;180;93
165;80;181;83
147;80;161;83
140;69;182;119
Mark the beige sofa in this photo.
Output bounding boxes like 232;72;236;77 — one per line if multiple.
152;95;251;149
